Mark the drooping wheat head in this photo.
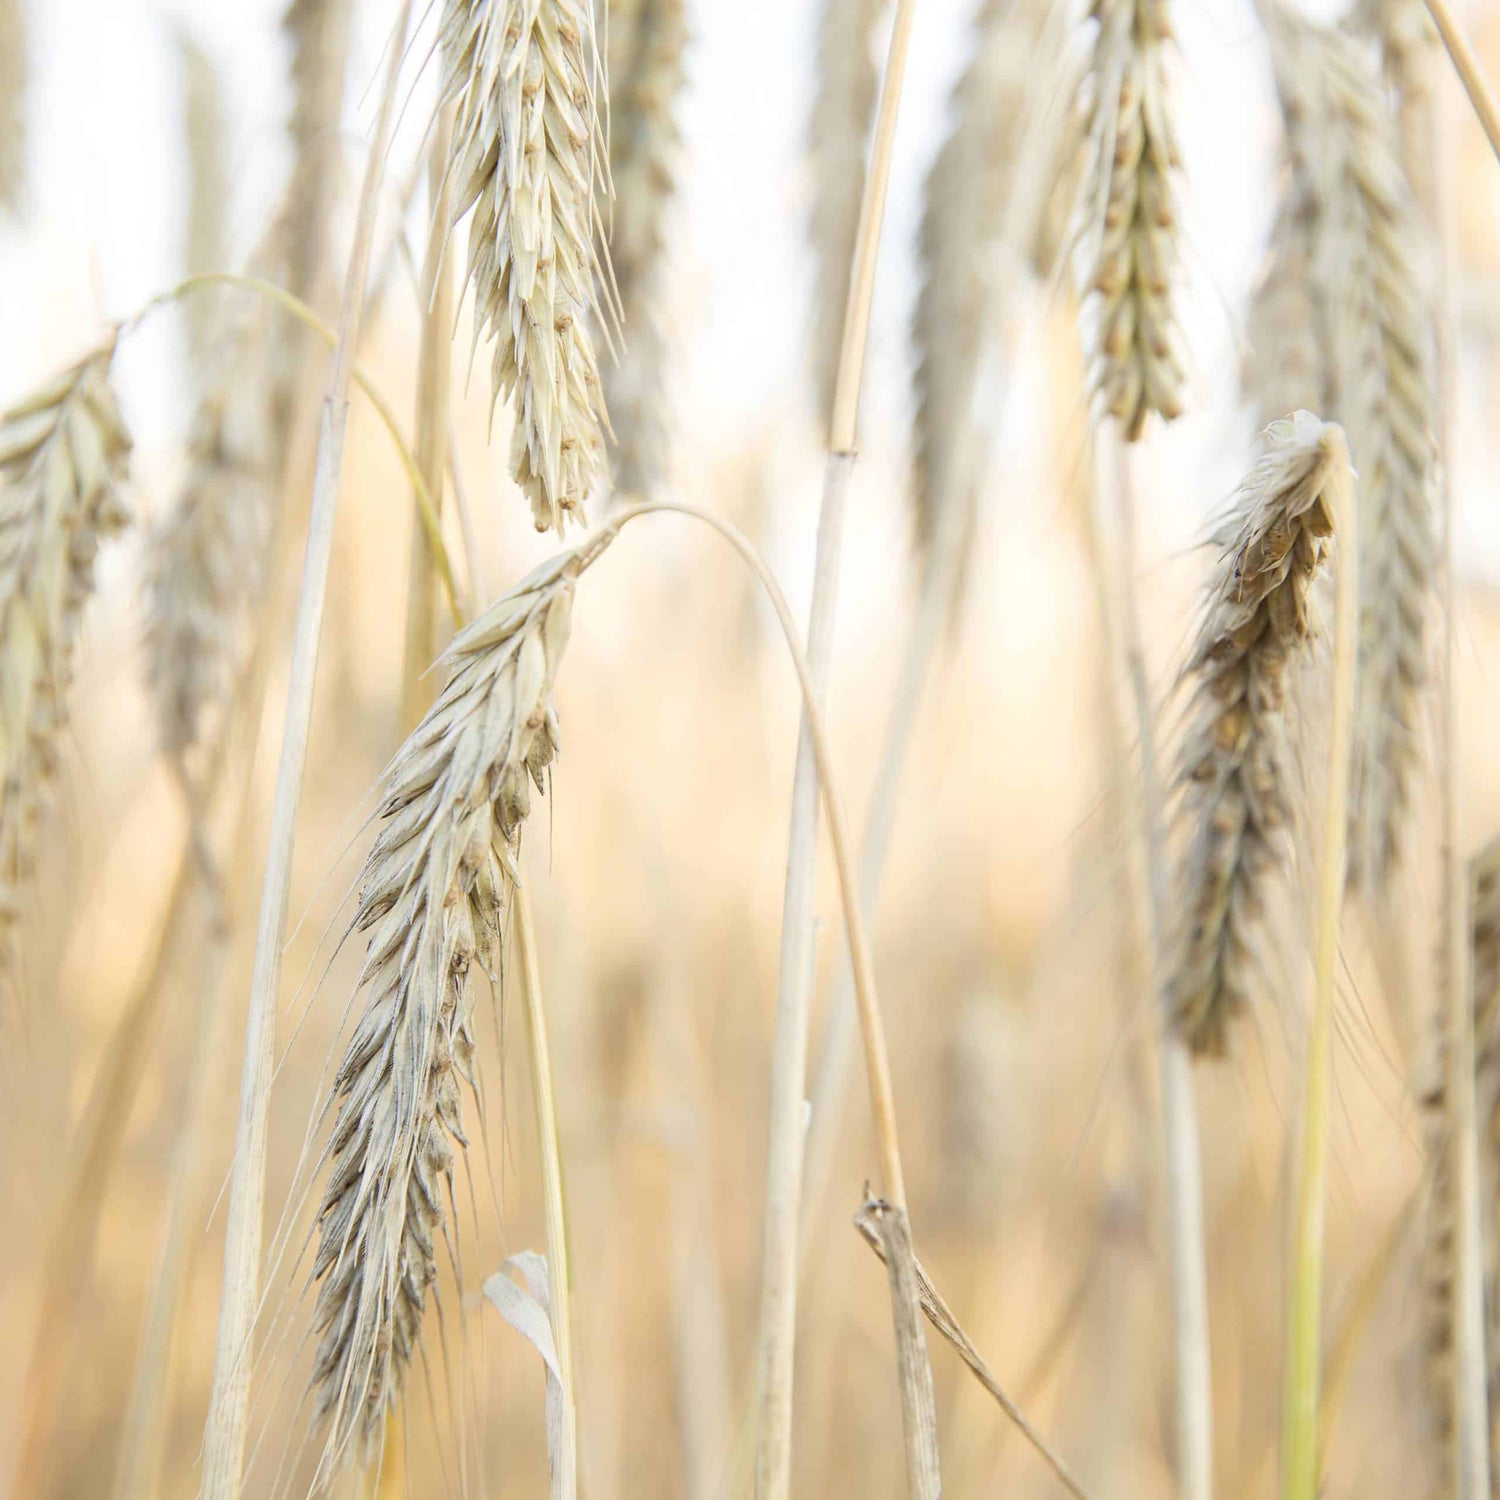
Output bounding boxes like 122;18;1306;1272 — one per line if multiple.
1074;0;1184;440
1165;412;1347;1055
807;0;888;428
144;314;277;779
1264;5;1437;892
911;0;1062;573
442;0;611;533
0;342;131;997
603;0;689;500
310;548;579;1475
0;0;24;211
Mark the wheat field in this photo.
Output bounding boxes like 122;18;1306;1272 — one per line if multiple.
5;0;1500;1496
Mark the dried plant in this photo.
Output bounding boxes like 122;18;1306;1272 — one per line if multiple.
0;342;132;996
281;0;355;302
0;0;24;211
310;549;579;1475
1165;411;1346;1055
442;0;611;533
807;0;888;426
144;316;277;777
911;0;1061;566
1074;0;1184;440
1264;5;1437;891
604;0;689;499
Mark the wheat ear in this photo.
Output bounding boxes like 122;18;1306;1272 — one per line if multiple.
310;552;576;1478
0;342;131;998
807;0;888;427
442;0;611;533
1075;0;1184;439
0;0;24;211
1264;5;1437;891
604;0;689;499
1164;412;1346;1055
1470;837;1500;1483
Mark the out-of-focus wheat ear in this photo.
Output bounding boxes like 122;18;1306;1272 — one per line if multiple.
1073;0;1185;441
1470;835;1500;1483
144;314;276;782
1243;175;1330;427
0;342;131;1001
176;29;228;376
1263;6;1438;893
309;551;578;1481
910;0;1064;577
281;0;355;302
603;0;689;500
1164;412;1346;1055
0;0;24;211
442;0;611;534
1355;0;1439;180
808;0;889;429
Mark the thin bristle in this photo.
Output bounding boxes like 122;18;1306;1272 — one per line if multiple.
604;0;689;500
1263;5;1437;891
807;0;888;429
442;0;611;533
910;0;1057;569
144;315;276;772
1074;0;1184;440
1165;411;1347;1055
0;342;132;997
310;551;578;1477
0;0;25;211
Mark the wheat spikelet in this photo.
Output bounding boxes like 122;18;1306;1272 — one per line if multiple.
281;0;355;301
603;0;688;500
0;342;131;995
0;0;24;211
443;0;610;533
1165;412;1347;1055
144;318;276;775
808;0;888;426
1074;0;1184;440
310;549;579;1475
1264;7;1437;891
911;0;1063;568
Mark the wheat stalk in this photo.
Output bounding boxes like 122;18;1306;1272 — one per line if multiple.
176;29;228;375
0;341;131;999
0;0;24;211
1075;0;1184;440
442;0;611;533
1164;412;1345;1055
1263;5;1437;891
807;0;888;428
310;550;577;1477
604;0;689;499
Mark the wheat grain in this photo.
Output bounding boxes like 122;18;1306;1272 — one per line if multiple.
603;0;688;500
1075;0;1184;440
0;0;24;211
1264;5;1437;891
144;318;276;774
1165;411;1346;1055
0;342;131;997
442;0;610;533
808;0;888;428
310;549;578;1476
911;0;1059;566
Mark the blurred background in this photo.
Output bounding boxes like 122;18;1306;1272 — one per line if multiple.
2;0;1500;1494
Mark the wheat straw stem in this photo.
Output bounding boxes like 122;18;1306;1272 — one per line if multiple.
515;880;579;1499
1280;439;1357;1500
401;104;457;732
754;2;920;1493
200;8;413;1491
1418;0;1500;166
1108;436;1212;1500
0;0;25;209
